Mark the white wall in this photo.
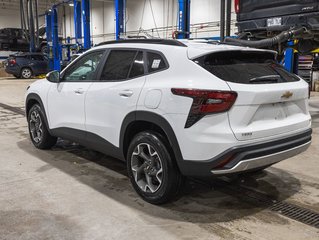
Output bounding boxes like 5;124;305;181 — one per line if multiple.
0;10;22;28
0;9;45;29
0;0;237;44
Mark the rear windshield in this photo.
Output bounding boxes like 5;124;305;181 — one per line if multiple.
194;51;300;84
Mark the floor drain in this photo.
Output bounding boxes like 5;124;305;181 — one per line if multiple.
0;103;25;116
212;179;319;229
270;202;319;228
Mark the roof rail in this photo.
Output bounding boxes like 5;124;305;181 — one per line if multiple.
96;39;187;47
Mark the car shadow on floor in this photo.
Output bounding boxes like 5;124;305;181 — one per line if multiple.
17;138;301;225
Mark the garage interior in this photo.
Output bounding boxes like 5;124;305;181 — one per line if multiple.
0;1;319;239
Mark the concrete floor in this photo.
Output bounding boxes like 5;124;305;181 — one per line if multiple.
0;77;318;240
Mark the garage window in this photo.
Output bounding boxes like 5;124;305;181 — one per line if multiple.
100;50;144;81
30;55;44;61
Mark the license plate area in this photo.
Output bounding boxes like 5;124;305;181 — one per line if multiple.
253;103;286;122
267;17;282;27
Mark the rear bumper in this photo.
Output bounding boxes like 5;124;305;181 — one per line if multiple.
211;141;310;175
5;66;20;75
237;12;319;33
179;129;312;177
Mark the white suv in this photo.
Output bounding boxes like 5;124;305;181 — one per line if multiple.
26;39;312;204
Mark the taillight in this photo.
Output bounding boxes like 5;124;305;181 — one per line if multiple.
234;0;240;14
171;88;237;128
9;59;16;65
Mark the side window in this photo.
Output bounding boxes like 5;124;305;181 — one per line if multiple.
30;55;44;61
129;51;144;78
147;52;167;73
100;50;138;81
63;51;104;82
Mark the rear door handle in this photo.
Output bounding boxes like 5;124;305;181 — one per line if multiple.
74;88;85;94
119;90;134;98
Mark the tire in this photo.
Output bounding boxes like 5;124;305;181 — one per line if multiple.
40;45;48;55
127;131;184;204
27;104;57;149
21;68;32;79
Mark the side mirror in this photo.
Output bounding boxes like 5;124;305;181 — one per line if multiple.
46;71;60;83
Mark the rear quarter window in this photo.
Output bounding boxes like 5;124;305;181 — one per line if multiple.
147;52;167;73
194;51;300;84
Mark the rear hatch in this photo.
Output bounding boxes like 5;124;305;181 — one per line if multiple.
237;0;319;21
193;50;311;141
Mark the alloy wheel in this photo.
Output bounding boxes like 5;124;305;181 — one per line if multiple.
131;143;163;193
22;69;32;79
29;110;43;143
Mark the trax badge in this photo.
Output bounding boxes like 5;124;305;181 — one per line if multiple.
281;91;293;99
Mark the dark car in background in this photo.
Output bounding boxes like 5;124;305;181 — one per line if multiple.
235;0;319;53
0;27;47;53
5;53;49;79
0;28;29;52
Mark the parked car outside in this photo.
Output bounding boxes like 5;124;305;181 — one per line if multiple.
25;39;312;204
5;53;49;79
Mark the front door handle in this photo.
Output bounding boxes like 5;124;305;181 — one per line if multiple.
119;90;134;98
74;88;85;94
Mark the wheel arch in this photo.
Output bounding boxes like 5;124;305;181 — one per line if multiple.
26;93;51;134
120;111;184;173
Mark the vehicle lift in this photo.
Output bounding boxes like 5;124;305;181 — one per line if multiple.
176;0;191;39
115;0;191;40
115;0;126;40
173;0;298;74
42;0;297;74
46;0;91;71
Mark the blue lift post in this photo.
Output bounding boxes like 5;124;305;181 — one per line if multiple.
177;0;191;39
46;0;92;71
115;0;125;40
51;8;61;71
82;0;91;49
74;0;82;45
284;42;299;74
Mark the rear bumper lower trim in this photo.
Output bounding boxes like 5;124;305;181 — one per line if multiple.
211;141;311;175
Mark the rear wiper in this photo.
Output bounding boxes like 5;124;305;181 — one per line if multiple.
249;75;281;83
